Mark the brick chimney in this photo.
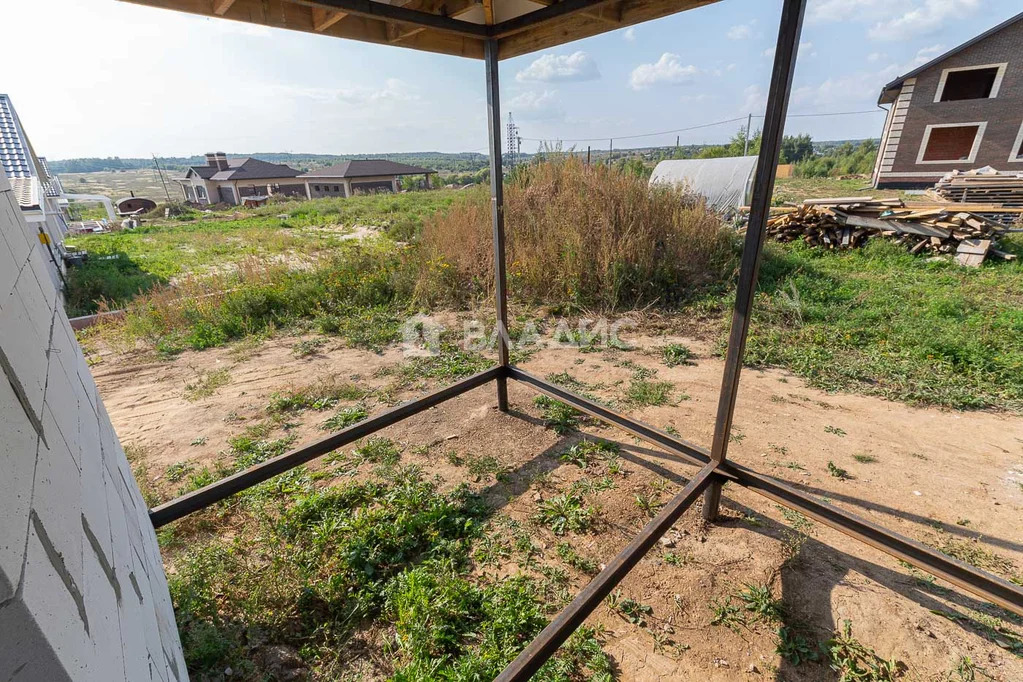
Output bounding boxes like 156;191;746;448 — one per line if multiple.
205;152;230;171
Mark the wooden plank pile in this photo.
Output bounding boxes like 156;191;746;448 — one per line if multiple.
761;197;1016;266
933;169;1023;207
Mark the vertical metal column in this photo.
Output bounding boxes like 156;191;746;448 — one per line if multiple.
485;38;510;411
703;0;807;520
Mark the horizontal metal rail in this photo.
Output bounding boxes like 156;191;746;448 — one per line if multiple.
495;463;717;682
724;461;1023;616
148;366;502;528
509;365;1023;618
506;366;728;476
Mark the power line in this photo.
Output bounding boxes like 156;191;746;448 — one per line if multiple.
519;109;885;145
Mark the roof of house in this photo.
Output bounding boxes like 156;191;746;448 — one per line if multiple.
185;157;303;181
300;160;435;179
1;94;43;209
879;11;1023;103
37;156;64;198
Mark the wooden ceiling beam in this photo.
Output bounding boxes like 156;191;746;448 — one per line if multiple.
212;0;237;14
482;0;495;24
290;0;487;37
312;6;347;30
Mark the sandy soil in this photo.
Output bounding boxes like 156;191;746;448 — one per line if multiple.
89;330;1023;681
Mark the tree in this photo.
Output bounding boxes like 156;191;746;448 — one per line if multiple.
780;134;813;164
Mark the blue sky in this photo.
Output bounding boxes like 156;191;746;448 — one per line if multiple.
4;0;1019;157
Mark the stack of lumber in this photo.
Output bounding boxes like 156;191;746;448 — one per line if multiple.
762;197;1016;266
933;169;1023;207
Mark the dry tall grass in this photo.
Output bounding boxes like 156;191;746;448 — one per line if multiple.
416;157;736;310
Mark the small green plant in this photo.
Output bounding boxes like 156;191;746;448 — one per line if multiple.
559;439;619;468
661;343;693;367
183;367;231;401
825;425;847;437
710;597;746;632
664;552;690;567
853;453;878;463
165;462;195;483
779;506;815;563
826;620;903;681
626;379;674;406
739;583;784;622
189;436;208;446
465;454;508;482
776;626;819;666
634;491;662;518
535;493;594;535
556;542;598;575
729;429;746;444
320;404;368;431
534;395;581;434
827;461;851;479
352;436;401;466
292;337;326;357
614;597;653;626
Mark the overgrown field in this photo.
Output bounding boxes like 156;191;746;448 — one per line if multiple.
72;166;1023;410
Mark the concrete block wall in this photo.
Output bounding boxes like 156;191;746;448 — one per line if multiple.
0;172;187;680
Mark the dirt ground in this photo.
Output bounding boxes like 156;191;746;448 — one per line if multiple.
89;327;1023;681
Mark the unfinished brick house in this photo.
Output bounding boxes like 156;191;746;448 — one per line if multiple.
176;153;306;205
873;11;1023;189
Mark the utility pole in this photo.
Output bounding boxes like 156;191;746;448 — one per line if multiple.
153;154;172;202
608;138;613;166
743;112;753;156
675;135;680;158
586;146;591;166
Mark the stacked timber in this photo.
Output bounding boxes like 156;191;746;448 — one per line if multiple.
761;197;1016;266
933;169;1023;207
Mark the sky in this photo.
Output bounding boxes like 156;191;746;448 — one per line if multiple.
3;0;1020;158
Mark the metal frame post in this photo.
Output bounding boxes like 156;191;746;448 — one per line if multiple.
702;0;807;521
485;37;511;412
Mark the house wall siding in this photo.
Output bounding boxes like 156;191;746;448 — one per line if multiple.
878;19;1023;186
0;172;186;681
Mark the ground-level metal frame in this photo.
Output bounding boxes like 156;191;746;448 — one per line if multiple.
147;0;1023;676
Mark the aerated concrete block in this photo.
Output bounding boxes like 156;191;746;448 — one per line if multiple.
0;378;38;603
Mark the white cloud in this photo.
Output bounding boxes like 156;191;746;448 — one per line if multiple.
739;85;767;115
911;44;945;65
808;0;887;23
867;52;885;62
628;53;699;90
623;27;636;42
515;51;600;83
508;90;563;120
868;0;980;40
727;23;753;40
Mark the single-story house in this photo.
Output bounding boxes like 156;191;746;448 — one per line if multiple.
175;153;305;205
300;160;435;198
873;11;1023;188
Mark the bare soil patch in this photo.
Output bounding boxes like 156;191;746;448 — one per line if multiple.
92;331;1023;681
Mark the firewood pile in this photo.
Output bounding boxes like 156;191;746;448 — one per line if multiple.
760;197;1017;266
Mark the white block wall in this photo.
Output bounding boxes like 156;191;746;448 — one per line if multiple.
0;172;187;680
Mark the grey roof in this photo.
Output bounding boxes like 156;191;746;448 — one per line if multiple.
37;156;64;198
0;94;35;179
184;157;303;181
300;159;435;179
879;11;1023;103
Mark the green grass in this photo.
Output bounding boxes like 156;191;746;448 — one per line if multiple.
166;465;613;680
746;239;1023;411
534;493;594;536
660;343;693;367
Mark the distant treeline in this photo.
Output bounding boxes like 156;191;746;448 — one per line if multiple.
50;138;879;179
48;152;494;175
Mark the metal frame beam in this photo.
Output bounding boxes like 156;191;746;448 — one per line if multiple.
702;0;806;521
495;463;717;681
489;0;618;38
148;367;501;527
485;38;511;411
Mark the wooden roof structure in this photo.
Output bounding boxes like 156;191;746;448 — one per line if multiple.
120;0;719;59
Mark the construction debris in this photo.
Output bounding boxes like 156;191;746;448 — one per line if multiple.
933;167;1023;207
759;197;1016;267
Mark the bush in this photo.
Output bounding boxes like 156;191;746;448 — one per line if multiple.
416;156;736;310
793;140;878;178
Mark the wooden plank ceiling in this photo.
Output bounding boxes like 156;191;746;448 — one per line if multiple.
119;0;719;59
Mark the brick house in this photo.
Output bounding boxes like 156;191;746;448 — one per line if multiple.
300;160;435;198
176;153;306;205
873;11;1023;189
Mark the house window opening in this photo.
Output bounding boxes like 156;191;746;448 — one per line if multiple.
921;124;981;162
939;67;1000;101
